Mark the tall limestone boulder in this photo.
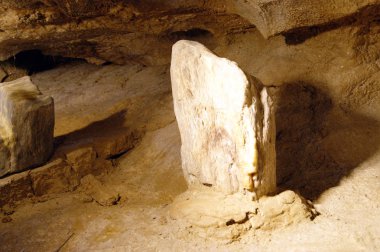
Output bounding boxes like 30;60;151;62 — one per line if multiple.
0;76;54;177
171;40;276;198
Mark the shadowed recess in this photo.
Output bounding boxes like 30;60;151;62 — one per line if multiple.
273;83;380;199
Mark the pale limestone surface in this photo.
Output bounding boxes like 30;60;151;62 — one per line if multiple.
171;40;275;197
0;62;379;251
0;76;54;177
0;63;175;207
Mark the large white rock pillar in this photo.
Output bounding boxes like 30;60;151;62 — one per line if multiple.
171;40;276;198
0;76;54;177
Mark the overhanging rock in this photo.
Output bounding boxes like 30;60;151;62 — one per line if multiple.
0;76;54;177
171;40;276;198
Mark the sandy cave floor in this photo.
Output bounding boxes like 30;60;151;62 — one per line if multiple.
0;61;379;251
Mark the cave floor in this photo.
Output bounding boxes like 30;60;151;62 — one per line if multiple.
0;62;379;251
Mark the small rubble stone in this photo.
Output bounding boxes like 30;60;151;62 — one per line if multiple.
80;174;120;206
29;159;74;196
66;146;96;178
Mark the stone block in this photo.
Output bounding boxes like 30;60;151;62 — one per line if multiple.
65;146;96;178
29;158;74;196
80;174;120;206
0;76;54;177
171;40;276;197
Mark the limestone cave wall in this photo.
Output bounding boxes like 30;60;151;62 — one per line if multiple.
1;0;380;200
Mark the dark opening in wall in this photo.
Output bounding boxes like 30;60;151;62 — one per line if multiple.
170;28;213;39
168;28;217;49
0;50;82;82
9;50;79;74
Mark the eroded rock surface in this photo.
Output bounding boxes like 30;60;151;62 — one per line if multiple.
1;1;378;64
230;0;380;38
0;58;378;251
29;158;73;196
0;76;54;177
79;174;120;206
0;1;250;65
171;40;275;197
170;188;314;240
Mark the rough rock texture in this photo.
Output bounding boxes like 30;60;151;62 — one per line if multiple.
170;188;314;240
65;147;96;179
0;76;54;177
0;146;111;207
0;62;379;251
214;25;380;199
0;1;250;65
29;158;74;196
171;40;275;197
0;171;33;206
0;0;379;250
0;1;378;65
230;0;380;38
79;174;120;206
0;62;176;207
